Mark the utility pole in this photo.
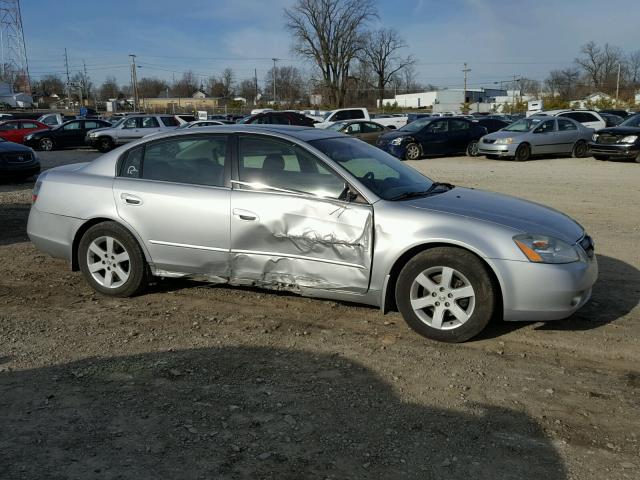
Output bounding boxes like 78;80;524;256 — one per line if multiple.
129;54;138;111
83;59;89;102
64;48;70;109
511;74;519;114
254;68;258;105
462;63;471;113
272;58;278;105
615;63;621;106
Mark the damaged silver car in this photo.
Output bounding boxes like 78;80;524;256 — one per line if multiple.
28;125;597;342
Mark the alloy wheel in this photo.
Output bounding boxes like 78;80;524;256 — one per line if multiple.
409;266;476;330
86;236;131;288
405;144;420;160
40;138;53;151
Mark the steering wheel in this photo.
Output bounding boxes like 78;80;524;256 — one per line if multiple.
363;171;375;182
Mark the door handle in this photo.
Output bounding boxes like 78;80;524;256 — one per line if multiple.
120;193;142;205
233;208;258;221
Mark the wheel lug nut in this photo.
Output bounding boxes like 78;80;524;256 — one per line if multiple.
435;302;440;306
439;287;445;291
432;292;437;297
445;302;450;307
448;293;453;298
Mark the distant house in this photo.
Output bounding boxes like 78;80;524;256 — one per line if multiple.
570;92;614;109
192;90;207;99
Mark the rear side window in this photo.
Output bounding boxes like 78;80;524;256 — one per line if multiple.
450;119;470;131
141;117;160;128
119;136;228;187
21;122;38;129
84;121;101;130
362;122;383;133
558;119;577;131
161;116;179;127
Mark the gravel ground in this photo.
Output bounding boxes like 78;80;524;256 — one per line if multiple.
0;150;638;479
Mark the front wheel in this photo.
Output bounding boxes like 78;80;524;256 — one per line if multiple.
39;138;54;151
572;140;588;158
78;221;148;297
514;143;531;161
395;247;496;343
466;140;480;157
404;143;421;160
96;137;114;152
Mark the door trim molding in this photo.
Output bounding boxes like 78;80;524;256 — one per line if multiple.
231;248;366;269
149;240;228;253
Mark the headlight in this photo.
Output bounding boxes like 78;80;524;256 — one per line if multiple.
619;135;638;144
513;234;580;264
592;133;599;142
390;137;406;146
25;134;33;141
495;137;514;144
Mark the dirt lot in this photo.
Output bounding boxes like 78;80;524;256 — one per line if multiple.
0;150;638;479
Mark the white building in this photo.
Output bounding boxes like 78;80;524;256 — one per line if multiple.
379;88;507;113
0;81;33;108
379;91;437;109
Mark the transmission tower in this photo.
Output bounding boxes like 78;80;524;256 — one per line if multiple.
0;0;30;92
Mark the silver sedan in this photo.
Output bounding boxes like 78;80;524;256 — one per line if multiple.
478;115;593;161
27;126;597;342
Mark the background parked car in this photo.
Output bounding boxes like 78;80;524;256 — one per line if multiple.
177;120;227;129
36;113;77;127
598;112;624;127
589;113;640;162
85;114;180;152
599;109;632;119
478;116;592;161
533;109;606;130
377;116;487;160
0;120;49;144
472;118;511;134
0;137;40;180
239;111;317;127
406;113;432;124
326;120;393;145
25;119;112;151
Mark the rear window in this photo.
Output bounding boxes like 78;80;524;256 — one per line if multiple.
161;116;179;127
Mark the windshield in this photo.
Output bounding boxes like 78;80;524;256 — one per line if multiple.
322;111;333;120
620;114;640;127
326;121;347;131
502;118;543;132
109;118;124;128
310;137;434;200
398;116;432;133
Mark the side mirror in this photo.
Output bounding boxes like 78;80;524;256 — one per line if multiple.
339;183;359;202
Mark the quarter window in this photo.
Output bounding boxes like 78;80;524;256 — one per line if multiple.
237;135;345;199
345;123;361;134
84;121;101;130
160;116;179;127
426;120;448;133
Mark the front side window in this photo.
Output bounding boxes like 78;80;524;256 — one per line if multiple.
123;117;138;129
141;117;160;128
621;114;640;127
310;137;434;200
535;120;556;133
120;136;228;187
238;135;345;199
426;120;449;133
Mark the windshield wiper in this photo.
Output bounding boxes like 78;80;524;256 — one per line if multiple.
390;182;455;201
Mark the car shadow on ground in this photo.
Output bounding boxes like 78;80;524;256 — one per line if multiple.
478;254;639;339
0;346;567;479
0;201;30;246
0;177;34;193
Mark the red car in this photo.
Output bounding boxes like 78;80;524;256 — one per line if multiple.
0;119;49;144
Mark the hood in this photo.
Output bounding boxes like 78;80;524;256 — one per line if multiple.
596;126;640;135
24;128;50;138
378;129;416;143
406;187;584;243
482;130;530;140
0;140;33;152
87;127;113;134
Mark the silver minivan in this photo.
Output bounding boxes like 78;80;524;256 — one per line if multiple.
86;114;180;152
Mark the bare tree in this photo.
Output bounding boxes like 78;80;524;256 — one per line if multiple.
545;68;580;100
264;65;305;104
171;70;199;97
237;78;258;104
360;28;414;107
626;50;640;86
34;74;64;97
99;76;120;101
221;68;235;97
137;77;169;98
518;78;541;97
576;41;624;93
285;0;377;107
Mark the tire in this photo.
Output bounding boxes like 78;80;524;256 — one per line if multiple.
572;140;588;158
635;152;640;164
38;138;54;151
514;143;531;161
78;221;148;297
593;155;609;161
96;137;114;152
404;143;421;160
466;140;480;157
395;247;496;343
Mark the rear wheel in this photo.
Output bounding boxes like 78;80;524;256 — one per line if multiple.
38;138;54;151
395;247;496;343
514;143;531;161
97;137;114;152
466;140;480;157
405;143;421;160
572;140;588;158
78;222;148;297
593;155;609;161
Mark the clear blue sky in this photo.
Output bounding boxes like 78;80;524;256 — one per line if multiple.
21;0;640;90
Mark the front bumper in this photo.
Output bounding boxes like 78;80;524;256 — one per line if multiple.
492;255;598;322
377;142;407;159
0;159;40;178
478;142;518;157
588;142;639;159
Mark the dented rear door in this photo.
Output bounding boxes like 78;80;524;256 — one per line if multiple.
229;189;373;293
